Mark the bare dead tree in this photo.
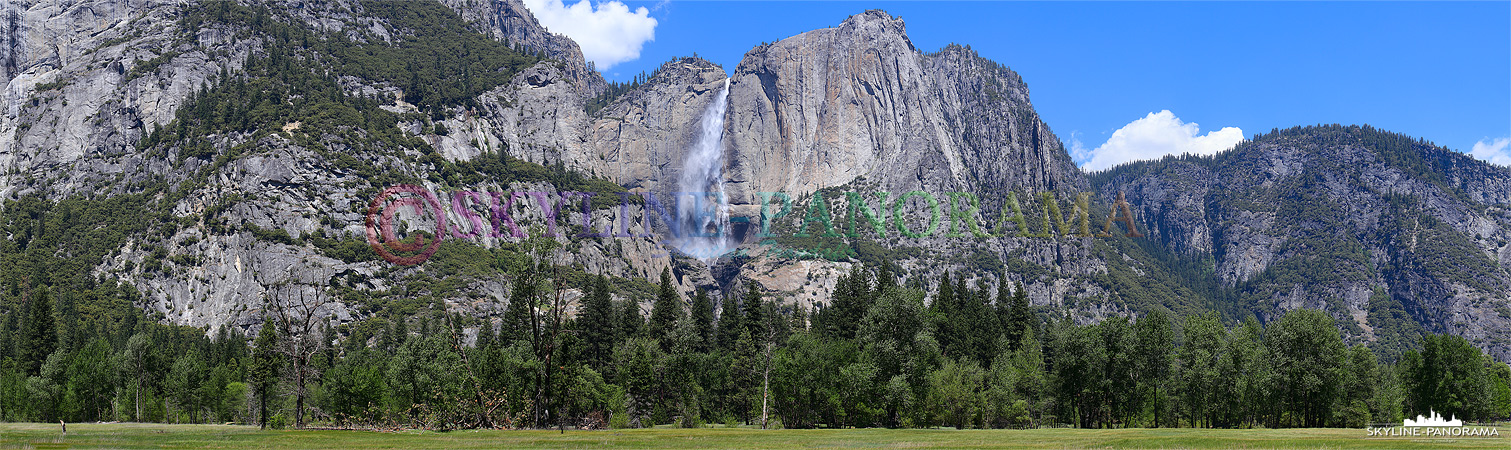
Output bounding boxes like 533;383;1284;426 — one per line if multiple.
528;259;573;429
268;283;333;429
511;230;573;430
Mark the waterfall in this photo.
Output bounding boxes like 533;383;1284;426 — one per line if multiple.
674;78;732;261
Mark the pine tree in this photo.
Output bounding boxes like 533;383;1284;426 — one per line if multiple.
789;303;808;332
690;288;715;352
931;272;959;359
742;281;765;340
18;288;58;376
995;279;1012;344
476;318;497;350
618;298;643;341
648;269;683;346
503;272;536;344
389;318;408;352
827;266;871;339
579;274;616;369
875;262;896;293
963;277;1000;365
1006;282;1032;350
0;311;17;368
717;292;743;351
250;319;282;429
56;290;81;353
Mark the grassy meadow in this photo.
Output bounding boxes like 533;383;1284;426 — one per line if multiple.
0;423;1506;449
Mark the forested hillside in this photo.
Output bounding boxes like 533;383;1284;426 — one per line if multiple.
1094;125;1511;362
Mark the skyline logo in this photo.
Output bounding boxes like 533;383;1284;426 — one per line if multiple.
1365;409;1500;439
1403;410;1463;427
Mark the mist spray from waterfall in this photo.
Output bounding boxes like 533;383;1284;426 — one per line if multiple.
674;78;733;261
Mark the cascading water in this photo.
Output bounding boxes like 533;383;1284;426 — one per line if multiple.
673;78;733;261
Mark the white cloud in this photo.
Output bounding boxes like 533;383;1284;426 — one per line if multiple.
522;0;657;70
1469;137;1511;166
1076;110;1244;171
1068;131;1092;163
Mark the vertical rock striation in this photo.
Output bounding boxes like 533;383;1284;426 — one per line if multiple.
724;10;1085;221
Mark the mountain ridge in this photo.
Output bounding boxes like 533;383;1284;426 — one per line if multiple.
1094;124;1511;360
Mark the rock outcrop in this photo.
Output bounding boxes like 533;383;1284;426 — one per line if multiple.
724;11;1085;221
0;0;257;200
588;57;728;194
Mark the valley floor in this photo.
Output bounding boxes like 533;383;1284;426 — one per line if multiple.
0;423;1506;449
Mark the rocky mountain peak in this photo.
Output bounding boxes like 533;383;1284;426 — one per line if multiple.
838;9;913;48
647;56;727;88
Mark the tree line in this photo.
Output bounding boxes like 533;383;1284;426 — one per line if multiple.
2;259;1508;429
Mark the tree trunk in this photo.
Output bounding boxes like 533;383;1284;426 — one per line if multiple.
259;387;268;429
295;358;305;428
760;342;773;429
135;379;141;422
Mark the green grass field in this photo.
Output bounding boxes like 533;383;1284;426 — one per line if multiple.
0;423;1504;449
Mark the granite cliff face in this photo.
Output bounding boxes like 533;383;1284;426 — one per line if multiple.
0;0;256;200
723;11;1084;220
715;11;1129;316
588;57;728;196
1095;126;1511;359
0;1;1505;361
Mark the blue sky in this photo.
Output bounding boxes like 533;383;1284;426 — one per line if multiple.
523;1;1511;169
